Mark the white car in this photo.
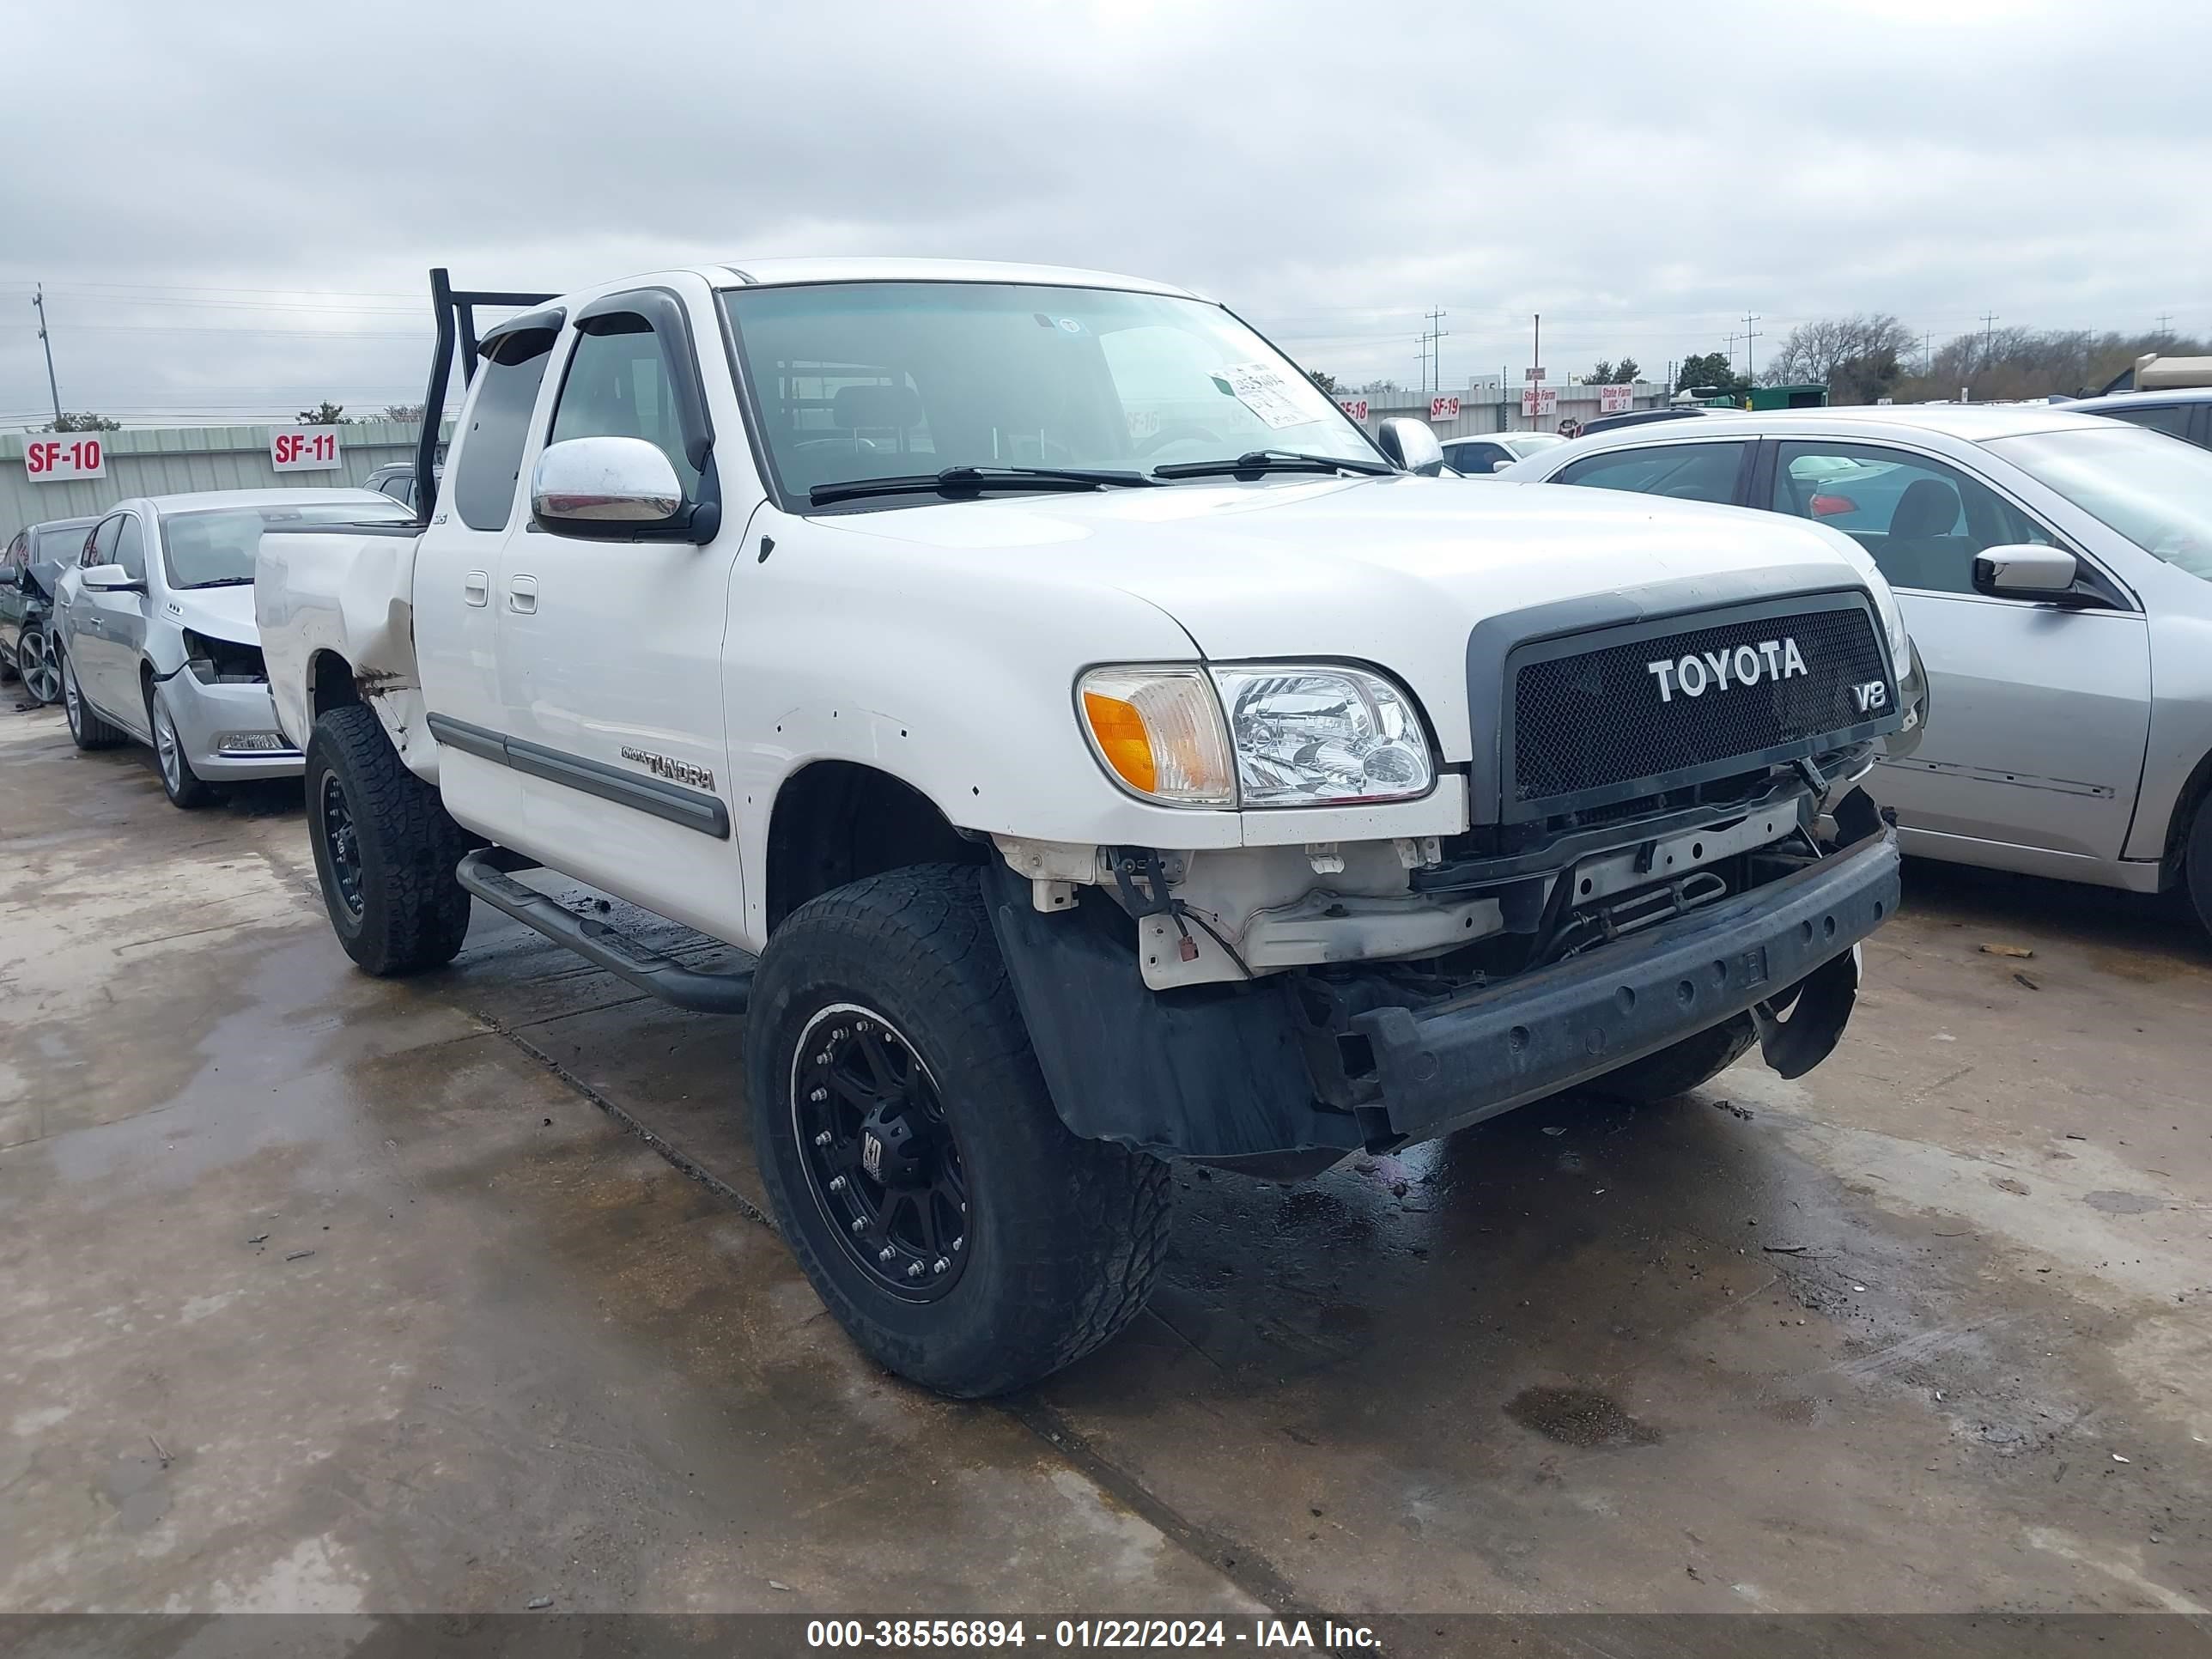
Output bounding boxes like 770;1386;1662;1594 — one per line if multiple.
1442;431;1563;475
1498;405;2212;927
257;258;1923;1396
53;489;415;805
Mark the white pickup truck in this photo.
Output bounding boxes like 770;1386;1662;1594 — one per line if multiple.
257;259;1926;1396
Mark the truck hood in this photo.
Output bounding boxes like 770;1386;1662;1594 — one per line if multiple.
818;474;1884;761
160;584;262;645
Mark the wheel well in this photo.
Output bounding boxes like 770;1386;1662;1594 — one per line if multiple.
2163;745;2212;869
765;761;981;933
308;650;362;719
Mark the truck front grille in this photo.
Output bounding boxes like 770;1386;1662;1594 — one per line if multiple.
1504;597;1893;821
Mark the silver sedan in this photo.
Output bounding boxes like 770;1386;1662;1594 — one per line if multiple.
53;488;413;807
1498;405;2212;931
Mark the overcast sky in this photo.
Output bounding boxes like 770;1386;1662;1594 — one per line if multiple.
3;0;2207;425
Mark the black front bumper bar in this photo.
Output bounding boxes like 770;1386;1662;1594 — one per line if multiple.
1352;828;1901;1139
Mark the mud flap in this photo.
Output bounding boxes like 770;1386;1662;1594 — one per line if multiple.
1752;944;1859;1079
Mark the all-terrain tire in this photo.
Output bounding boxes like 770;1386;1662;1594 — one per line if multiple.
747;862;1171;1397
2185;794;2212;940
1583;1012;1758;1105
305;704;474;975
60;650;127;749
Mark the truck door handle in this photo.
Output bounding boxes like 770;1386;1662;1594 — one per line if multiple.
507;574;539;615
82;616;102;631
464;570;489;607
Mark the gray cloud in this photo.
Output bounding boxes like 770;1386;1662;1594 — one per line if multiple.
3;0;2206;422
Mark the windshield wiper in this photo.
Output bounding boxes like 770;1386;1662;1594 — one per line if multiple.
1152;450;1396;480
184;577;256;588
809;465;1160;507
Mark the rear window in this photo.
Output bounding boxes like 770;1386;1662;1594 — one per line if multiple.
454;327;558;531
161;501;413;589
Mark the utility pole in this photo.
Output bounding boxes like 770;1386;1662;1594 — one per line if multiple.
1921;331;1933;378
1741;311;1761;383
1419;308;1449;400
1724;331;1742;378
1530;313;1540;428
1979;312;2000;367
32;283;63;427
2156;312;2174;341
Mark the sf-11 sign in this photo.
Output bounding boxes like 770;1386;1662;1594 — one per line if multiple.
22;434;107;481
1599;384;1634;414
271;428;343;471
1430;395;1460;421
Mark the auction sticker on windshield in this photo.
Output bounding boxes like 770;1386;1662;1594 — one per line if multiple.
1213;362;1313;428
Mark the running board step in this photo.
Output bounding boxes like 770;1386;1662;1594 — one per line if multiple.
455;848;755;1015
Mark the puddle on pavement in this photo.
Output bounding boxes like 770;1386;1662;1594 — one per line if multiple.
1504;1385;1662;1448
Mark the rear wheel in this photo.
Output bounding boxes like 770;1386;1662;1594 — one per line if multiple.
305;704;474;975
1583;1013;1758;1105
747;863;1170;1397
61;652;126;750
146;681;218;808
16;623;60;706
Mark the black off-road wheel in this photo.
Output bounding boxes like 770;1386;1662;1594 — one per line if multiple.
1583;1013;1758;1105
60;651;126;750
747;863;1171;1398
305;704;474;975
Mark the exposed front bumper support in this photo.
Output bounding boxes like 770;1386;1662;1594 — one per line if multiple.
1352;827;1900;1141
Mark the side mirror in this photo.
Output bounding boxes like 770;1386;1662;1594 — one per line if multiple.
532;436;689;539
82;563;143;593
1376;417;1445;477
1491;458;1515;473
1972;544;2081;600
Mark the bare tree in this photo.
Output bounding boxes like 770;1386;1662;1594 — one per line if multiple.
1764;314;1917;404
1894;326;2209;403
381;403;428;423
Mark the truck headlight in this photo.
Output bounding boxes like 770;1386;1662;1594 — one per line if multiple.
1077;662;1434;809
1212;664;1434;805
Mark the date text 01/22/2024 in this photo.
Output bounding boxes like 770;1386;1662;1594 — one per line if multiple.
804;1619;1382;1650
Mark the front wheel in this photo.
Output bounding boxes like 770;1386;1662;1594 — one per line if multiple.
2185;794;2212;939
304;704;474;975
16;623;61;706
1583;1013;1758;1105
146;681;218;808
747;863;1171;1397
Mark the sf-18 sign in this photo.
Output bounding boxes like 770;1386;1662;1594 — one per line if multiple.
1338;398;1370;422
1599;384;1633;414
1521;386;1558;417
1430;395;1460;421
22;434;107;481
271;427;343;471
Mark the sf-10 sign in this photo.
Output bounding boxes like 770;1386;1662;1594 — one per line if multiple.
271;428;343;471
23;434;107;481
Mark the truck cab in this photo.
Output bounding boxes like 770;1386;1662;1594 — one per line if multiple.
258;259;1923;1397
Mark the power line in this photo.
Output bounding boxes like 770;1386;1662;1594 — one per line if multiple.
1741;311;1761;380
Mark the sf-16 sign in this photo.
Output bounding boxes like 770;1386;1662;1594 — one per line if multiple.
23;434;107;481
271;428;343;471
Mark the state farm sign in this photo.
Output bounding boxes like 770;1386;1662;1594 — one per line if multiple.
1599;383;1634;414
22;434;107;481
1521;386;1559;418
271;427;343;471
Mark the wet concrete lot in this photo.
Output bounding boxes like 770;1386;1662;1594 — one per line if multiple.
3;700;2207;1628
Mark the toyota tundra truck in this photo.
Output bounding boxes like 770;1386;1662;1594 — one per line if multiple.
255;260;1928;1397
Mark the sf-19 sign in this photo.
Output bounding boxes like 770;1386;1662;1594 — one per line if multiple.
23;434;107;481
271;428;343;471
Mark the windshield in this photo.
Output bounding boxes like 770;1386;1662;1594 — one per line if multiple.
720;282;1380;505
161;499;413;589
1986;426;2212;579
